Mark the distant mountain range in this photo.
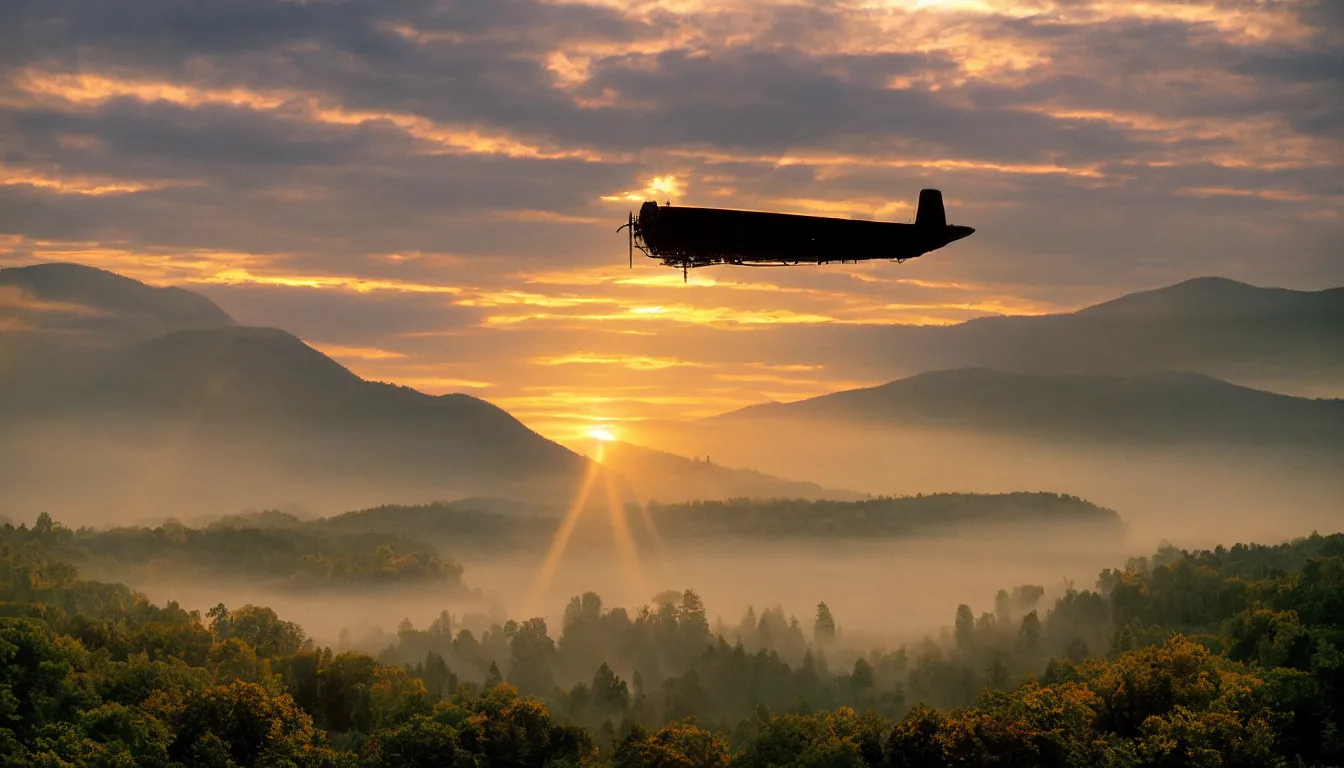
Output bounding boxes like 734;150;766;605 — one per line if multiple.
713;368;1344;450
5;262;1342;528
838;277;1344;398
0;263;868;518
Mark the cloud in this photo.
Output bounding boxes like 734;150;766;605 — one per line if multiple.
533;352;708;370
306;343;407;361
0;284;101;316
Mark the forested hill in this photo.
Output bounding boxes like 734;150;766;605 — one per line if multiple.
2;513;466;592
304;491;1122;553
646;492;1122;539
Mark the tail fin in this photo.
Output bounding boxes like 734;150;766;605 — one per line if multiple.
915;189;946;229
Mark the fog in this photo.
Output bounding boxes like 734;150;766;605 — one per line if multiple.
121;521;1124;664
0;418;589;527
6;407;1341;684
628;420;1344;551
460;528;1129;647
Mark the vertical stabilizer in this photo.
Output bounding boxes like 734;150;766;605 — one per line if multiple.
915;189;946;229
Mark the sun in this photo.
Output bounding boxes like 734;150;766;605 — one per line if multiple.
586;427;617;442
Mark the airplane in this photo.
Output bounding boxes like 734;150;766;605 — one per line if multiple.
618;188;974;280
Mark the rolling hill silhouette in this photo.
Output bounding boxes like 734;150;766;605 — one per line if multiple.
0;264;869;518
1076;276;1343;318
6;263;1342;524
712;368;1344;448
0;266;597;518
585;439;867;503
855;277;1344;396
2;324;592;518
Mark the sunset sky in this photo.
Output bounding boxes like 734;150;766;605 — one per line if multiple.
2;0;1341;441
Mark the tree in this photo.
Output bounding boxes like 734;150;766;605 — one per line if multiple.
814;603;837;647
421;651;457;698
507;618;556;696
592;663;630;715
954;605;975;652
168;680;335;768
208;605;306;658
484;661;503;689
363;714;460;768
851;658;874;693
679;590;712;652
1017;610;1042;656
611;721;730;768
886;704;948;768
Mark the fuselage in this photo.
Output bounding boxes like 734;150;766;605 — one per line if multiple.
634;201;974;268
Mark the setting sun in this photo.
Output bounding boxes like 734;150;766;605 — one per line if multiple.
586;427;617;442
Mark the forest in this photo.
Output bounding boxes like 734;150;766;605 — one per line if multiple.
2;511;1341;766
0;513;465;592
0;493;1118;595
643;493;1121;539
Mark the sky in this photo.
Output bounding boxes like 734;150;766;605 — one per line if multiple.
1;0;1341;442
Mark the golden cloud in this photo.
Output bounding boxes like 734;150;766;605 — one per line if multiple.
0;286;102;316
0;165;187;196
601;175;686;203
195;269;463;294
456;290;614;308
15;71;618;163
533;352;707;370
307;343;408;361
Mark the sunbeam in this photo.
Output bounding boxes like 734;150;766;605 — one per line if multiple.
599;442;646;604
524;455;602;617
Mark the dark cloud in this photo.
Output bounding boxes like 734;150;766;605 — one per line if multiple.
193;283;475;342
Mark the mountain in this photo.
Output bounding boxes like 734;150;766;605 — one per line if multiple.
1;322;594;521
629;366;1344;544
0;262;235;331
0;263;237;391
713;368;1344;449
1076;277;1343;319
582;439;867;503
845;277;1344;397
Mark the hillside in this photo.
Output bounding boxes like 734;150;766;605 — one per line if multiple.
713;368;1344;449
0;262;238;391
251;491;1122;553
850;277;1344;396
646;492;1123;540
0;323;594;520
584;439;867;503
0;262;235;330
1077;276;1344;319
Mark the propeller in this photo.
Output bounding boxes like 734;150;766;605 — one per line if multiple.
617;211;635;269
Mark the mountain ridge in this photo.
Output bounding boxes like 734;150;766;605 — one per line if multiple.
709;367;1344;448
0;262;236;331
